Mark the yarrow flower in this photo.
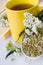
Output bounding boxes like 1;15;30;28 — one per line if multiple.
22;35;31;43
24;12;32;18
25;29;33;35
23;12;43;34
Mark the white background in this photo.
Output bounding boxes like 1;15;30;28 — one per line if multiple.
0;0;43;65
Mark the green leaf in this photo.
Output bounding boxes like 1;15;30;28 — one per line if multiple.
3;16;8;20
19;29;25;37
37;10;43;22
5;50;16;59
11;58;16;61
6;41;21;59
6;41;13;51
16;29;25;42
6;41;21;51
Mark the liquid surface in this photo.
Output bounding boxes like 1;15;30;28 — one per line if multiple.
11;4;33;10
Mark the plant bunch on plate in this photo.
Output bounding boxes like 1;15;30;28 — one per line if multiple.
22;12;43;58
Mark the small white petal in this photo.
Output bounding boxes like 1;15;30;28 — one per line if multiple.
23;36;31;43
14;52;18;56
24;12;32;18
32;25;38;34
25;29;33;35
23;19;32;28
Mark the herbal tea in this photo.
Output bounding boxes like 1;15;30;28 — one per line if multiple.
11;4;33;10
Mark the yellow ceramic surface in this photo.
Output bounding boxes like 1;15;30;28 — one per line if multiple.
4;29;10;38
39;6;43;12
4;6;43;40
6;0;39;44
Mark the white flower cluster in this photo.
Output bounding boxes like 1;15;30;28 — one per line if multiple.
25;29;33;35
23;35;31;43
0;16;9;28
23;12;43;35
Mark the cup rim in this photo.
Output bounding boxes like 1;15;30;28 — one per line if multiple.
6;0;39;12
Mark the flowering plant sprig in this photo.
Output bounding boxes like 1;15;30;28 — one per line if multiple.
23;12;43;35
17;12;43;42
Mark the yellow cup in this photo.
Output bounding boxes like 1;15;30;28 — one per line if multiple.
6;0;39;44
